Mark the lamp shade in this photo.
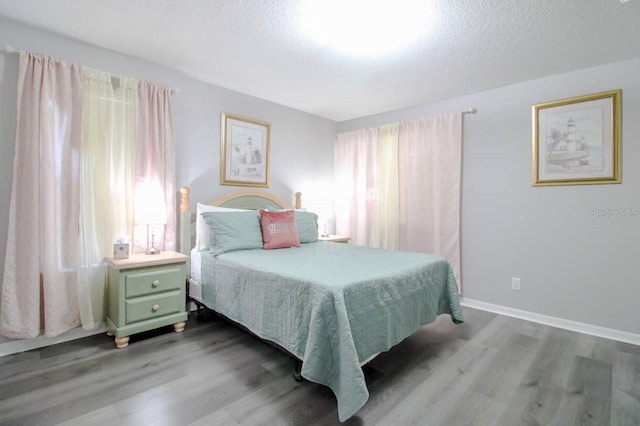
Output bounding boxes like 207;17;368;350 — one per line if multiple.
135;180;167;225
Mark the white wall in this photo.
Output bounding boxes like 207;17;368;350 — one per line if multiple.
338;58;640;336
0;17;336;310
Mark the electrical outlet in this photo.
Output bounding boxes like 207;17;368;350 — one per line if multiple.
511;277;521;291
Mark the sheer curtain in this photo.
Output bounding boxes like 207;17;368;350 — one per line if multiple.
398;112;463;286
370;124;399;250
0;52;176;339
0;53;83;338
77;70;137;330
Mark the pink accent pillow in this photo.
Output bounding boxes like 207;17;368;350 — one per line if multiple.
260;209;300;249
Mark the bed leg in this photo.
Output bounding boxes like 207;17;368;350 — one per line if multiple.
192;300;205;319
292;359;303;382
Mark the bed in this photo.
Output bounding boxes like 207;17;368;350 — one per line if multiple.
179;187;463;422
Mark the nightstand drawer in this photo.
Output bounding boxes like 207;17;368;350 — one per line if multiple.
125;291;183;324
125;267;183;298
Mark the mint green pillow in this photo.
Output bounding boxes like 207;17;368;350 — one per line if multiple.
295;211;319;243
201;210;262;255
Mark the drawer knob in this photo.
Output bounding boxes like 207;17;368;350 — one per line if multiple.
152;280;160;288
152;304;160;312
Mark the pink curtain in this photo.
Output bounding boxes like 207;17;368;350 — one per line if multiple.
0;53;83;338
0;54;177;339
134;82;176;253
335;112;463;290
398;112;462;287
335;128;379;246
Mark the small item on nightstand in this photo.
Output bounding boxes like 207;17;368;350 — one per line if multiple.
319;235;351;243
113;237;130;259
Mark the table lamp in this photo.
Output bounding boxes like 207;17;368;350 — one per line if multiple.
135;183;167;255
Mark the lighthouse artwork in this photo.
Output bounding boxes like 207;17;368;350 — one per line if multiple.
532;90;620;186
221;112;271;187
545;116;593;170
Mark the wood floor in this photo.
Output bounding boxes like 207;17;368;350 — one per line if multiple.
1;306;638;426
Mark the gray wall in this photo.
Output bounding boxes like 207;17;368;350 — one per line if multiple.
338;58;640;336
0;18;336;306
2;16;638;339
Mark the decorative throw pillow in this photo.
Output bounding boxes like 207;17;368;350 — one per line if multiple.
260;209;300;249
195;203;247;251
201;210;262;255
295;210;319;243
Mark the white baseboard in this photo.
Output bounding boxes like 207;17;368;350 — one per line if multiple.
461;297;640;347
0;325;106;357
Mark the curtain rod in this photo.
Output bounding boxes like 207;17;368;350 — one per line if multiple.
2;44;19;53
2;44;179;95
462;107;477;114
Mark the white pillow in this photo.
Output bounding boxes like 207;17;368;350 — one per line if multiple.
195;203;247;251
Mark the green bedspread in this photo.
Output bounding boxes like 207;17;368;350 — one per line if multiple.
201;241;463;421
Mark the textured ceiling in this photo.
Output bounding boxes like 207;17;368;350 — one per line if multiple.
0;0;639;121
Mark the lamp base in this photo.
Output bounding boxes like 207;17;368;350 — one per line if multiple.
145;225;161;255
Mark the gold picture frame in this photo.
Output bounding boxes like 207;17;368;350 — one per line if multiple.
221;112;270;187
532;89;621;186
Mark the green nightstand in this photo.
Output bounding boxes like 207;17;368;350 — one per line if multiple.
105;251;189;348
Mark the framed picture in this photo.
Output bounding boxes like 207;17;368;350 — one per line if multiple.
532;89;621;186
221;112;270;187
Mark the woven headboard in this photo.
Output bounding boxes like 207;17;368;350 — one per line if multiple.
212;190;299;210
